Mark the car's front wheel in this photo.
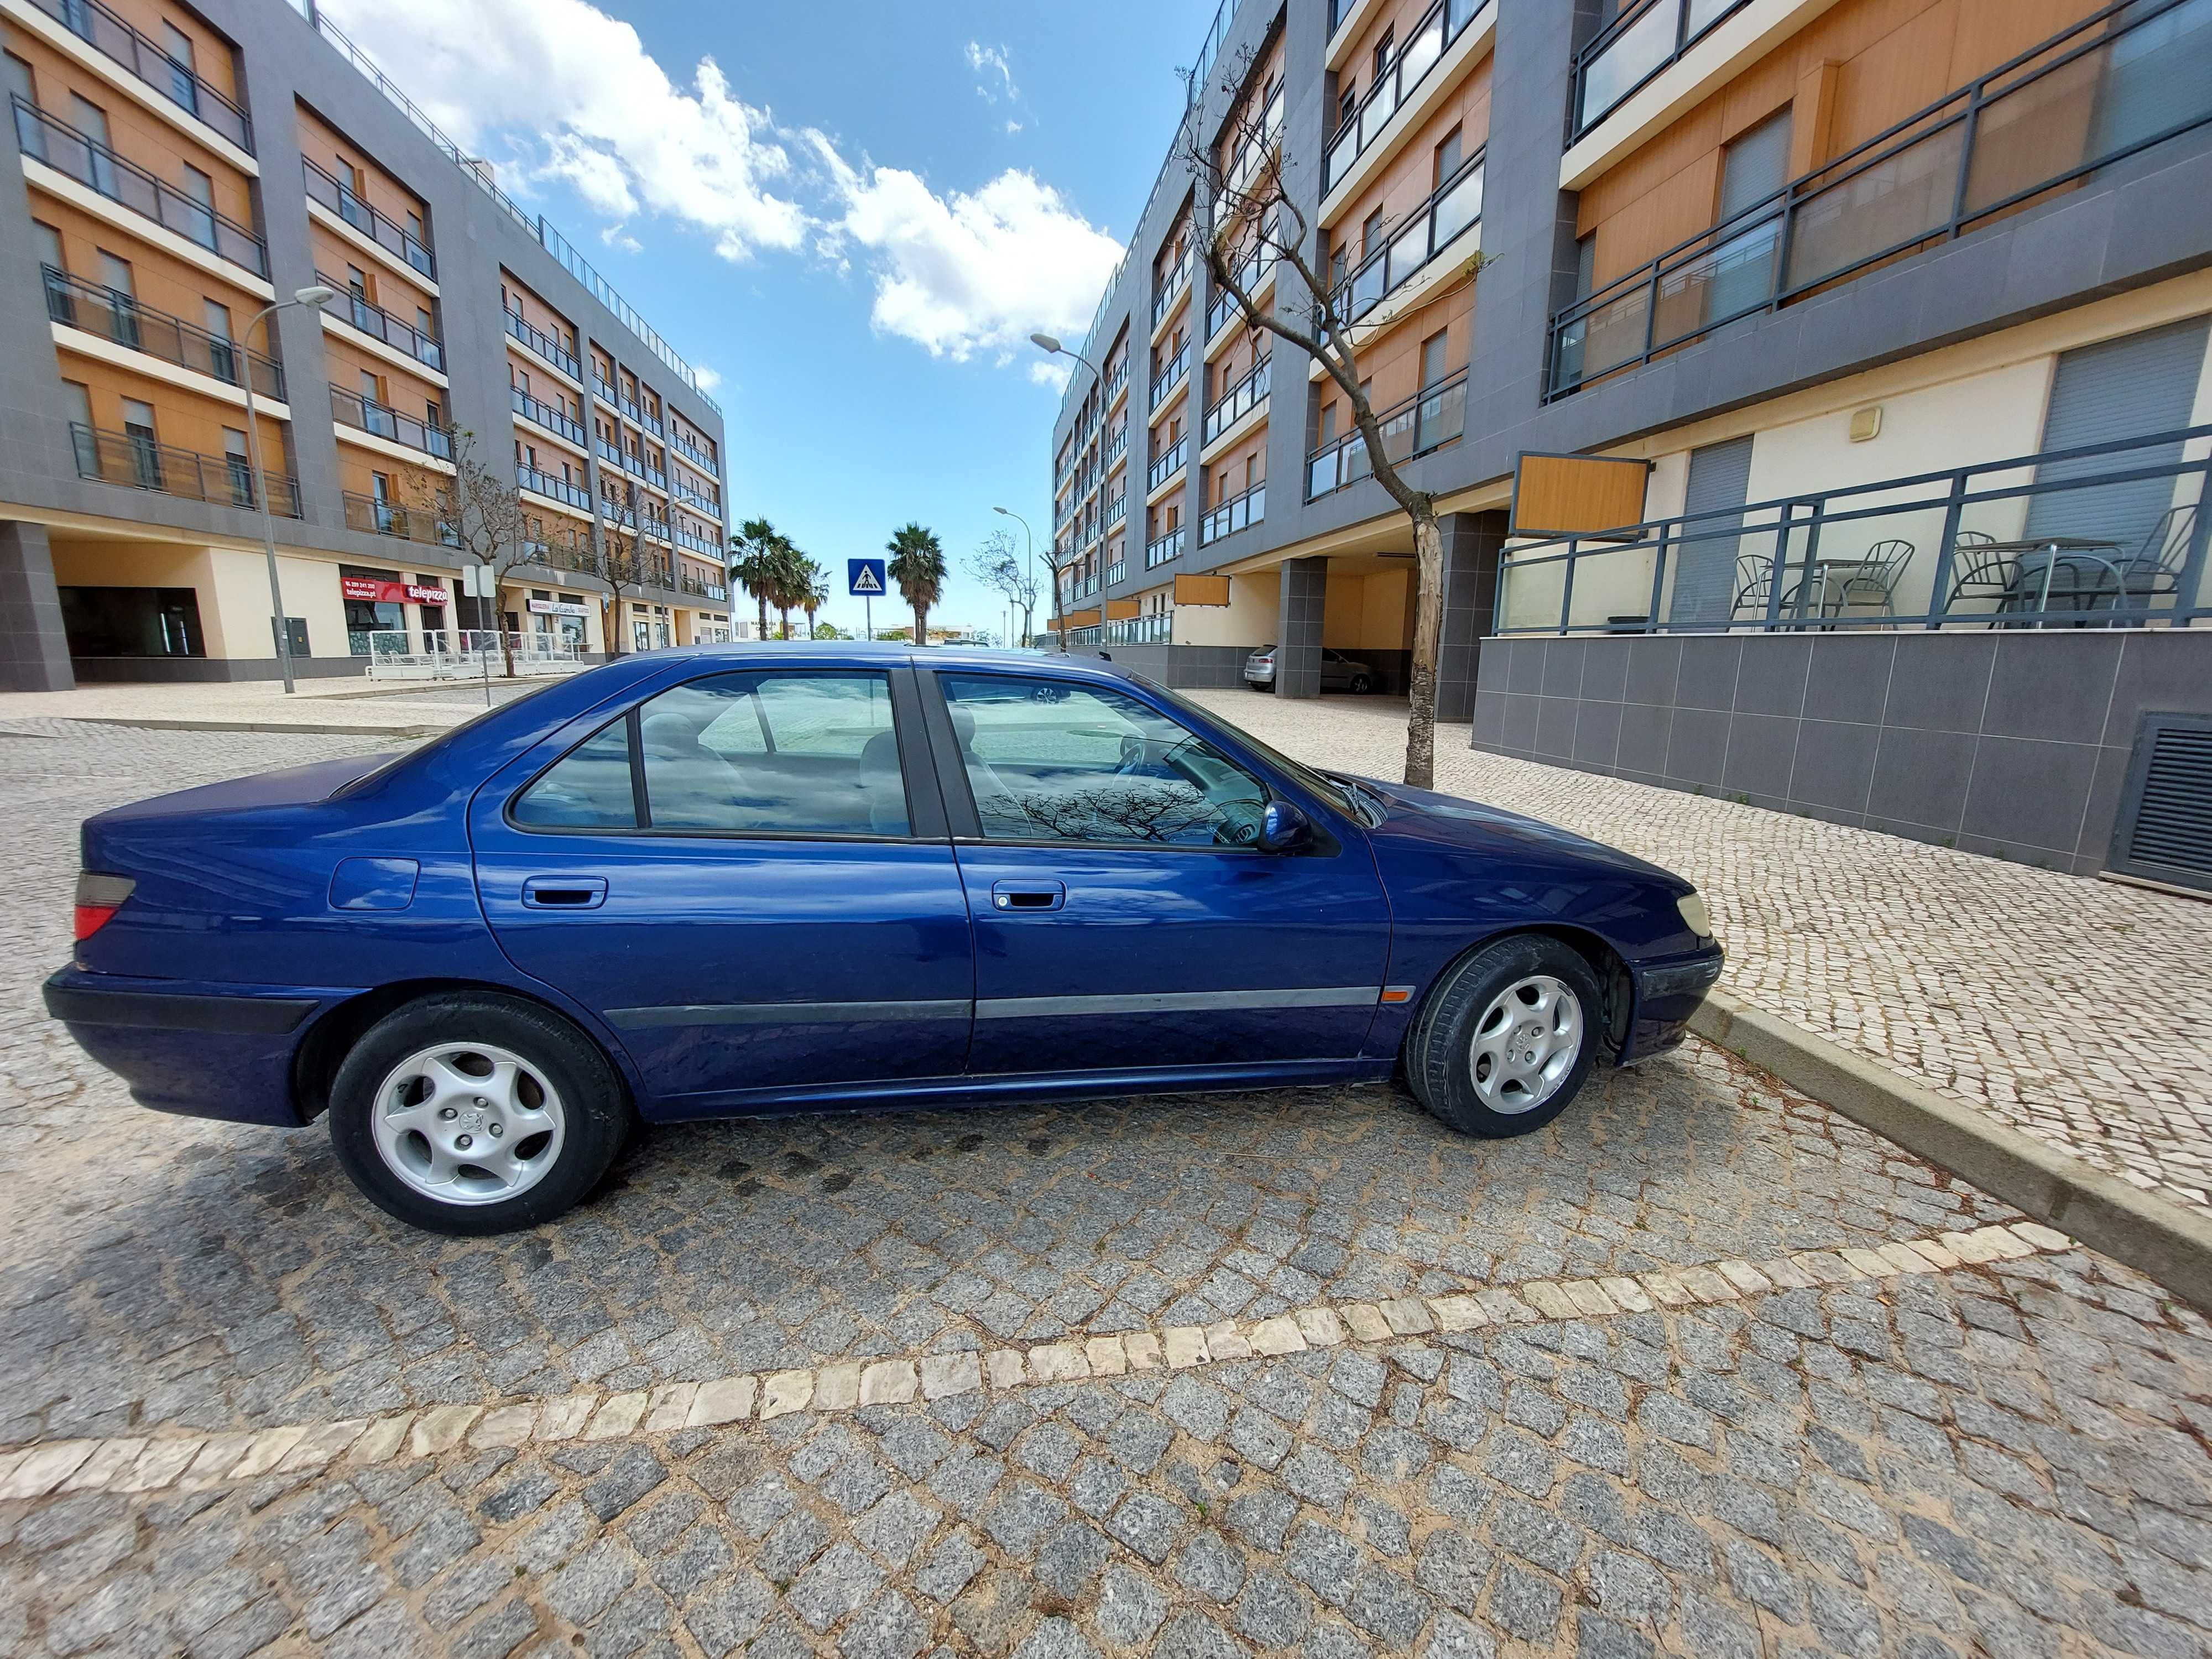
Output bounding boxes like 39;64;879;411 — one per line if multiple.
1404;935;1605;1138
327;993;630;1235
1349;674;1373;693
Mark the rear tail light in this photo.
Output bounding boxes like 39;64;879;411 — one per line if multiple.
74;872;135;941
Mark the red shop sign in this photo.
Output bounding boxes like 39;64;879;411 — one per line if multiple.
341;577;450;606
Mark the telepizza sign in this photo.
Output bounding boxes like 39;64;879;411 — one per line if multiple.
341;577;450;607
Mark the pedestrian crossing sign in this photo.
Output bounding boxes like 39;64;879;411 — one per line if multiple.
848;559;887;597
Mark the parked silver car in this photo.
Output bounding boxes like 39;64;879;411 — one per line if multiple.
1243;644;1376;692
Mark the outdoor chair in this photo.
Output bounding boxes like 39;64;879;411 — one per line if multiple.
1824;539;1913;619
1730;553;1773;621
2112;502;2199;611
1940;530;2010;619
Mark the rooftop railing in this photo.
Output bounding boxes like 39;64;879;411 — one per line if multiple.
1328;154;1483;330
319;272;442;371
1550;0;2212;399
330;384;453;461
1324;0;1491;193
507;310;581;380
25;0;252;151
1494;423;2212;637
71;422;298;515
14;98;265;276
302;156;433;279
1307;367;1467;501
1203;356;1271;447
43;265;283;400
1572;0;1750;143
510;385;584;446
1199;480;1265;545
343;490;458;547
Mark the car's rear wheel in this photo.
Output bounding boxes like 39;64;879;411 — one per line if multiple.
1349;674;1373;693
1405;935;1605;1138
327;993;630;1235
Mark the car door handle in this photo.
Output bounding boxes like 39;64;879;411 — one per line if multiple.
990;880;1065;913
521;875;608;910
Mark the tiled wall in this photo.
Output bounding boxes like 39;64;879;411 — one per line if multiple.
1472;629;2212;876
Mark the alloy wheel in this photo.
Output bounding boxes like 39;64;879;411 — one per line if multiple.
368;1041;567;1205
1468;975;1583;1114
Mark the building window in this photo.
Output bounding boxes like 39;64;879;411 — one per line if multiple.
59;586;204;659
222;428;252;506
122;398;159;488
1435;126;1463;187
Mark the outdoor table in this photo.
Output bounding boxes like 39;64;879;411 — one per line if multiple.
1974;536;2127;623
1782;557;1877;620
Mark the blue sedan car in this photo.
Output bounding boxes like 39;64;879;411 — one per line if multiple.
46;647;1720;1235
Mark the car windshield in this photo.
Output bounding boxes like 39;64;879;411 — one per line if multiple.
1138;677;1357;819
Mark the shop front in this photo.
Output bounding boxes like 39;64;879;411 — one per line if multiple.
340;569;450;656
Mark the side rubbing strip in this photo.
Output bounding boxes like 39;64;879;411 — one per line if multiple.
974;987;1382;1021
607;1000;972;1029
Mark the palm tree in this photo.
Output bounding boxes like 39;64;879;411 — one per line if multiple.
886;523;947;648
730;518;780;643
799;558;832;639
767;539;811;640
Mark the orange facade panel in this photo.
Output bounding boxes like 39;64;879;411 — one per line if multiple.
1510;453;1651;537
1173;574;1231;607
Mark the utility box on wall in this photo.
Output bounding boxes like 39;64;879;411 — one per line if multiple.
2108;712;2212;895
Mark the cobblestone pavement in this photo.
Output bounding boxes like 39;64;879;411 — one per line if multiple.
4;721;2211;1656
1186;691;2212;1217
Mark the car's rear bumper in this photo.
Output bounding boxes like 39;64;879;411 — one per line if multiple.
1623;945;1724;1062
43;967;349;1126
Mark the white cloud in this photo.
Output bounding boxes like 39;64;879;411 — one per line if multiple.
1029;359;1072;392
317;0;806;260
1005;120;1024;137
815;142;1124;363
692;364;723;394
964;41;1018;103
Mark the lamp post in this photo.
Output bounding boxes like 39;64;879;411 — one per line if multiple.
992;505;1034;648
241;284;335;693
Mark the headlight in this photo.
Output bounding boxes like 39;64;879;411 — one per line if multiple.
1676;891;1712;939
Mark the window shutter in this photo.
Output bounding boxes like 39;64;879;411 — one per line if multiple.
2108;712;2212;893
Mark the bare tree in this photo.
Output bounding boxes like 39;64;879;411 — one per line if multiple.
967;527;1040;645
446;429;531;675
1180;50;1488;788
1041;532;1092;655
593;512;659;657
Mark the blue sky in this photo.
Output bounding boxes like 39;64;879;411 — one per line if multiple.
317;0;1212;637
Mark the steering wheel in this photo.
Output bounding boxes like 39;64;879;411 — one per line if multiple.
1212;799;1263;846
1116;733;1147;775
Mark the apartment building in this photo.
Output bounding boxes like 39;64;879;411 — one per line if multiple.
0;0;730;685
1051;0;2212;881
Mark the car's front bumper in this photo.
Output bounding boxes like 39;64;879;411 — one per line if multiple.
43;967;352;1126
1624;944;1724;1062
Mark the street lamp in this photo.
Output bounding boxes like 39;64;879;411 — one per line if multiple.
993;505;1034;647
1029;332;1105;388
241;284;335;693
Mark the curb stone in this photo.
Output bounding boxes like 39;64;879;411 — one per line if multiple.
1691;985;2212;1313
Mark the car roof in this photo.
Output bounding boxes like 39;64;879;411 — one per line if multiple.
636;643;1149;685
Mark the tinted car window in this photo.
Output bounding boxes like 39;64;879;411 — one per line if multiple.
942;674;1268;846
511;717;635;828
642;671;906;834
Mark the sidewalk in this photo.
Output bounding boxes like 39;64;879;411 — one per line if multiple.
1187;690;2212;1215
0;674;545;734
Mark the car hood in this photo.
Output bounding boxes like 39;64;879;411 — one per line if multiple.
87;752;401;826
1345;774;1687;890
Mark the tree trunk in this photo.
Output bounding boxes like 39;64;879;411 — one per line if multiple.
778;606;791;640
1402;506;1445;790
914;604;929;647
757;593;769;641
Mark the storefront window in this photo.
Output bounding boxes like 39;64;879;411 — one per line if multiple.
59;587;204;658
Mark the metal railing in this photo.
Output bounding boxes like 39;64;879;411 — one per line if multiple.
1199;481;1265;545
1150;344;1191;411
43;265;283;400
1203;356;1271;446
71;422;299;515
1105;423;1129;468
673;432;719;477
25;0;253;150
302;156;433;279
511;385;583;445
507;310;581;380
1550;0;2212;398
678;572;727;601
1105;611;1173;644
1106;361;1129;404
1324;0;1492;192
1573;0;1750;142
14;98;265;276
1308;367;1467;499
343;490;458;546
1105;490;1128;529
1152;250;1193;330
520;537;600;577
330;384;453;460
319;273;442;371
1107;558;1128;587
675;526;722;558
1146;526;1186;567
366;629;582;681
1223;84;1286;196
601;496;639;531
594;436;629;472
641;461;669;492
517;464;591;511
675;481;723;519
1149;436;1188;492
1494;423;2212;637
592;374;618;406
1329;154;1484;329
1207;228;1277;340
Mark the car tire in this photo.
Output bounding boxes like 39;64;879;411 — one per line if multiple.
1404;935;1606;1139
1248;680;1270;692
327;992;631;1235
1349;674;1373;693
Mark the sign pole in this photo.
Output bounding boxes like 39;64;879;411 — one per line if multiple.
865;596;872;641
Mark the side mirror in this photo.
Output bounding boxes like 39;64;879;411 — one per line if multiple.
1258;798;1311;853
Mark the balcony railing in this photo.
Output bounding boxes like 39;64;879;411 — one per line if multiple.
343;490;458;547
319;273;442;372
1107;558;1128;587
303;157;433;279
675;526;723;558
24;0;252;151
71;421;298;515
1105;490;1128;529
511;385;583;445
14;98;266;277
520;536;598;577
1223;84;1286;196
641;408;665;439
1105;361;1129;404
518;464;591;511
1146;526;1186;567
1148;436;1188;492
1150;344;1191;411
1308;368;1467;499
602;497;639;530
621;394;644;425
508;310;581;380
642;462;668;492
1572;0;1750;142
675;481;723;519
330;384;453;460
1199;481;1265;545
679;572;728;601
1207;228;1277;340
1324;0;1492;192
1495;422;2212;636
1203;356;1271;447
1105;424;1129;469
1152;250;1193;329
643;515;672;544
594;436;627;471
673;433;719;477
1330;154;1484;330
593;374;618;406
43;265;283;400
1550;0;2212;398
1105;611;1172;645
